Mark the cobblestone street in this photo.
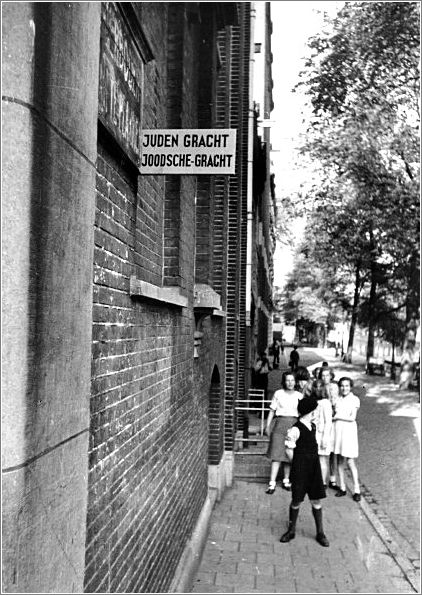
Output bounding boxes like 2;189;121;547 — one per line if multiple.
190;348;420;593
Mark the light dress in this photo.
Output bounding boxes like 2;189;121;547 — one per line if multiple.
266;389;303;463
333;393;360;458
314;398;333;456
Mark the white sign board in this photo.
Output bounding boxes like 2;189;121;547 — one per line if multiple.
140;129;236;174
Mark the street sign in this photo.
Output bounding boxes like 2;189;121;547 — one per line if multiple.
140;129;237;174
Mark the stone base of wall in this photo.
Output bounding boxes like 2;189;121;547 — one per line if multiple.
169;452;234;593
208;450;234;503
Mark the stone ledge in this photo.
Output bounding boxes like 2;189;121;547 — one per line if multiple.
130;276;188;307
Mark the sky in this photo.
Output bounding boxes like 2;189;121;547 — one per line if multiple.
269;1;344;288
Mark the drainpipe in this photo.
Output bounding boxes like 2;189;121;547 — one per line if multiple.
245;3;256;395
245;2;256;329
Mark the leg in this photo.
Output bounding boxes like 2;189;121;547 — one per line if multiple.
310;499;329;547
280;501;301;542
328;452;339;488
319;455;328;486
266;461;281;494
335;455;347;496
282;462;291;490
347;457;361;500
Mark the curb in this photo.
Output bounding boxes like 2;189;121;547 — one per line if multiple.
344;476;420;593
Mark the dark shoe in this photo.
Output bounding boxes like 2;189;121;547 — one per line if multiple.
353;493;361;502
316;532;330;547
335;489;347;497
266;486;275;495
328;481;340;491
281;482;291;492
280;529;295;543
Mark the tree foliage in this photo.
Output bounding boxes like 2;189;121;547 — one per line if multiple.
283;1;421;359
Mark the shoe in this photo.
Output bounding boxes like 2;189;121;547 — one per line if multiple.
353;493;361;502
335;489;347;497
280;528;295;542
316;532;330;547
266;483;276;495
328;481;340;491
281;480;291;491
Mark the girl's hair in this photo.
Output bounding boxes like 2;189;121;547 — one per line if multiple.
312;366;322;379
295;366;310;382
338;376;354;387
281;370;295;389
318;367;335;381
311;379;325;400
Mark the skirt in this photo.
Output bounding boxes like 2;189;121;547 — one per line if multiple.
333;420;359;458
266;416;297;463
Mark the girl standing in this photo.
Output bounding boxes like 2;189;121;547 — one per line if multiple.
312;378;333;487
333;376;361;501
264;371;303;493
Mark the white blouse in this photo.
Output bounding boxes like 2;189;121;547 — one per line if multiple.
269;389;303;417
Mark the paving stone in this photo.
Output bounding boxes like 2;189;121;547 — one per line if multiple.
188;349;420;593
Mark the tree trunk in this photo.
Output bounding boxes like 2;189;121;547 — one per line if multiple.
400;250;420;388
344;259;361;363
366;254;377;362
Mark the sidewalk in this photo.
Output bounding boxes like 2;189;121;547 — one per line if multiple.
189;349;420;594
190;480;418;594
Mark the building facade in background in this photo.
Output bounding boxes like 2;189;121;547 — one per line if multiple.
2;2;275;592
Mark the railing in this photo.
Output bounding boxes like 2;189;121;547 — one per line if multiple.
234;389;272;454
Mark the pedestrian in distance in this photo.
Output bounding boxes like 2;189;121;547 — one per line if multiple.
312;378;333;487
289;345;300;372
333;376;361;501
280;396;329;547
318;366;340;490
272;339;281;368
253;351;272;401
264;371;303;494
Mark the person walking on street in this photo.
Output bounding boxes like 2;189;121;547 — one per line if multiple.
264;371;303;494
289;345;300;372
253;351;272;401
333;376;361;501
280;396;329;547
319;366;340;490
272;339;281;368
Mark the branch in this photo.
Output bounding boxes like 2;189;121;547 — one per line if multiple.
375;302;407;320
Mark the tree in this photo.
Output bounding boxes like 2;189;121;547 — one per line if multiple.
291;1;420;364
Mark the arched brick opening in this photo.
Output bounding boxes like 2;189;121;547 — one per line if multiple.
208;365;223;465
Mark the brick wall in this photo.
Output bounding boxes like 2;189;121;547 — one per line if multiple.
85;4;216;592
221;4;251;451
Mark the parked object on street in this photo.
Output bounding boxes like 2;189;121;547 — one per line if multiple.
264;371;302;494
366;356;385;376
333;377;361;501
280;396;329;547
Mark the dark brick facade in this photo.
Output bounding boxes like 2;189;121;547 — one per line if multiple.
2;2;274;592
86;3;243;593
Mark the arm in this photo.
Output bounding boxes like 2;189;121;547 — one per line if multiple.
264;409;275;435
321;401;332;448
333;405;359;422
285;426;299;461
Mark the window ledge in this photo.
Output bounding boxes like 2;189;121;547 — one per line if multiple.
130;276;188;308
